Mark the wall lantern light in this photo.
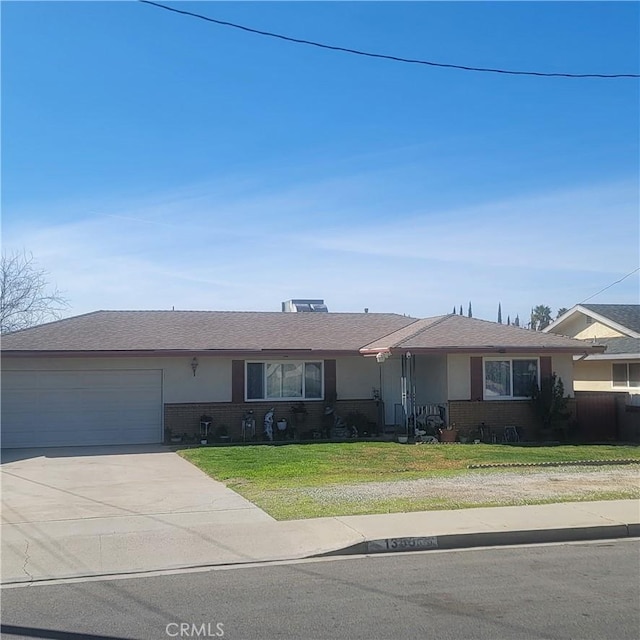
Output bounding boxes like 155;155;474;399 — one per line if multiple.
191;357;199;377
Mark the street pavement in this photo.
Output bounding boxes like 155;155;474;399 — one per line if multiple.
1;446;639;584
2;540;639;640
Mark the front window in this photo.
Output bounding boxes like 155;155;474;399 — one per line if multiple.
612;363;640;389
484;358;538;399
246;361;324;400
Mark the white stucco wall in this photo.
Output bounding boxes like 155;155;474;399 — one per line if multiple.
447;354;471;400
555;315;624;340
551;354;575;397
573;359;612;392
572;358;640;393
381;356;402;425
2;356;233;403
414;355;448;404
336;356;379;400
3;352;578;419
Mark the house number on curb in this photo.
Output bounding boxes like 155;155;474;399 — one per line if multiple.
368;537;438;553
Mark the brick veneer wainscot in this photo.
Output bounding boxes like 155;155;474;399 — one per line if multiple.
164;399;380;441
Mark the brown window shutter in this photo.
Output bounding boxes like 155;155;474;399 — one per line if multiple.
324;359;337;402
470;356;483;401
540;356;552;381
232;360;244;403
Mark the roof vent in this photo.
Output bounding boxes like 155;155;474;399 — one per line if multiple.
282;299;328;313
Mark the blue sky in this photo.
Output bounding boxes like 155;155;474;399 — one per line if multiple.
3;1;639;323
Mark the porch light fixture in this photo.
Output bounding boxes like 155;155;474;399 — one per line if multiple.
376;352;390;363
191;357;199;377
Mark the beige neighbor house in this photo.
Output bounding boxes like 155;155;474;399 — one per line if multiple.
1;308;602;449
544;304;640;441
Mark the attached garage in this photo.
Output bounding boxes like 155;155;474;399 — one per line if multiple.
1;369;163;448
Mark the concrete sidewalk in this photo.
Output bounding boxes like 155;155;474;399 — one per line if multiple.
2;499;638;585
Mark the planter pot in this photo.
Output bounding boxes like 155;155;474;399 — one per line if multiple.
440;429;458;443
397;435;409;444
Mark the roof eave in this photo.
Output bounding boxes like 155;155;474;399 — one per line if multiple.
1;348;364;359
361;345;606;355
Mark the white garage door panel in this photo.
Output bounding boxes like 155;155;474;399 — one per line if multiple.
1;370;163;448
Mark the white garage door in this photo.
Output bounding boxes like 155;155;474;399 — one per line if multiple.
1;370;163;448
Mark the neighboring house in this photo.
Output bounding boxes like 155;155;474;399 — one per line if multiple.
544;304;640;440
1;309;601;449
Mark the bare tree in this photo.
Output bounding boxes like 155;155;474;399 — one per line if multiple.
1;251;69;334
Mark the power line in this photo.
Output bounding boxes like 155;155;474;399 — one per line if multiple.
139;0;639;79
578;267;640;304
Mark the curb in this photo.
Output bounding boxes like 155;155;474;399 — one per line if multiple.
317;524;640;557
3;524;639;587
468;459;640;469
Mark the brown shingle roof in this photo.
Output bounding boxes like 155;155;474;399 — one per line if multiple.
362;314;603;353
2;311;603;356
1;310;418;353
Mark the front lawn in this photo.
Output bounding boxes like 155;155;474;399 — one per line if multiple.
180;442;640;519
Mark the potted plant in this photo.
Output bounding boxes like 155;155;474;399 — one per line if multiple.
165;428;183;444
214;424;230;443
290;402;308;426
439;423;459;443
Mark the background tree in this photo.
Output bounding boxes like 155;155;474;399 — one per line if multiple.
459;305;463;315
452;305;456;314
467;302;472;318
530;304;553;331
1;251;69;334
556;307;568;319
497;303;502;324
514;314;520;327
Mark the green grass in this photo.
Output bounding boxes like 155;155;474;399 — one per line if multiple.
259;490;640;521
181;442;640;487
180;442;640;519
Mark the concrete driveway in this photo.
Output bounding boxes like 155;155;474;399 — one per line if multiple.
1;445;273;583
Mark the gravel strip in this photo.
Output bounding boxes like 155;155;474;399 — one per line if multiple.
294;466;640;505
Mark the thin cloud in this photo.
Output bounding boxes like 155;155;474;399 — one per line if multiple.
2;172;638;319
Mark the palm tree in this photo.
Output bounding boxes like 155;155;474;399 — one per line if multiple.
531;305;553;331
556;307;568;319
